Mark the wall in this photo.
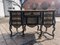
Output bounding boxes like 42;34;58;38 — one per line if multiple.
23;0;60;16
3;0;12;17
23;0;56;10
12;0;21;10
3;0;21;17
0;0;4;18
0;0;60;17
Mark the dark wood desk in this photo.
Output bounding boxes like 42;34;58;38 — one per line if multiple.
8;9;56;38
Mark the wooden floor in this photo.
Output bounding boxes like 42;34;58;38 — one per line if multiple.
0;17;60;45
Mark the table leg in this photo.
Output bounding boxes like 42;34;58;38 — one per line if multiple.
22;25;26;36
37;25;39;31
9;25;12;37
38;25;43;39
52;24;55;38
45;27;47;32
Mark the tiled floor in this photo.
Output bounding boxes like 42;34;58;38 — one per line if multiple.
0;17;60;45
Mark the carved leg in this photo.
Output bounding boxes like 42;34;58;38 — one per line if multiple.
24;25;26;31
16;28;18;33
9;25;12;37
45;27;47;32
22;25;26;36
38;25;43;39
37;25;39;31
52;25;55;38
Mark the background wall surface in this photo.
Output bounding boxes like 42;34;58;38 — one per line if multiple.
23;0;60;16
0;0;60;17
0;0;4;18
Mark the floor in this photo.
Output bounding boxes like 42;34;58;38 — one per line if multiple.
0;17;60;45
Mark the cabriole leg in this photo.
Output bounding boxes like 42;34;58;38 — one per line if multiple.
22;25;26;36
9;25;12;37
37;25;39;31
52;25;55;38
38;25;43;39
45;27;47;32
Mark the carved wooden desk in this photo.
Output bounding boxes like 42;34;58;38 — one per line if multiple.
8;9;56;39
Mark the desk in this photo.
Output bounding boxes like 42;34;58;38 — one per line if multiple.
8;9;56;38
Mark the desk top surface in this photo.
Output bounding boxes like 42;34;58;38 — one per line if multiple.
8;9;55;12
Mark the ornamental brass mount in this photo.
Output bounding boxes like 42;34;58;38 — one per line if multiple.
9;10;56;39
